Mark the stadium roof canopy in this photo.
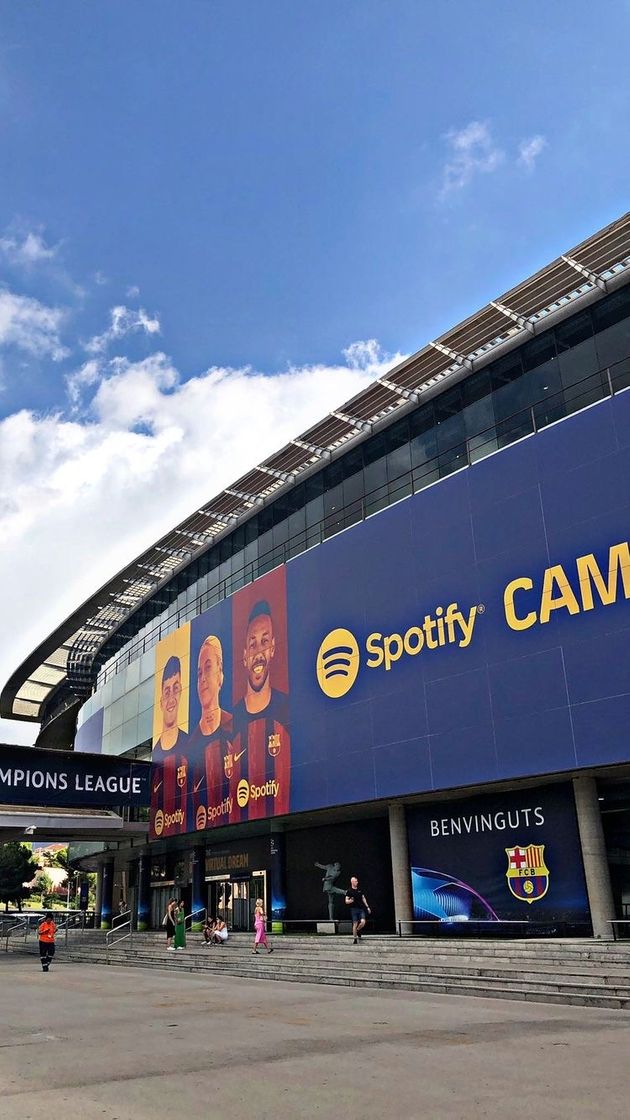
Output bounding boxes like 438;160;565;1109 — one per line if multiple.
3;211;630;728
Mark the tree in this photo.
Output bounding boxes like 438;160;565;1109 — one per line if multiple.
34;872;56;909
0;842;39;911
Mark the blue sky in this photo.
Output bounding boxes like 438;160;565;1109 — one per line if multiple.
1;0;629;740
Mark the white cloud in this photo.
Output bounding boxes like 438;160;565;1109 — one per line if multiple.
441;120;504;194
0;339;404;743
518;134;548;171
342;338;385;369
85;304;161;354
65;359;102;407
0;230;58;267
126;285;140;299
93;271;108;286
0;289;67;360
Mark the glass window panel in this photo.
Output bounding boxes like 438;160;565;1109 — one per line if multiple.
435;411;466;454
120;717;139;753
343;500;364;530
611;358;630;391
362;431;388;467
363;458;387;503
138;676;155;714
287;530;306;560
408;402;435;438
304;472;324;500
463;394;495;438
323;458;344;489
558;337;598;387
496;410;535;448
492;376;532;423
386;442;411;485
343;470;364;505
323;482;343;517
111;670;126;701
592;287;630;333
461;369;492;407
384;417;409;451
108;724;123;755
245;516;258;544
412;460;439;492
468;429;498;464
341;446;364;479
521;330;556;371
125;658;140;691
434;384;463;424
123;687;139;723
305;495;323;528
272;518;288;546
137;708;153;744
410;425;437;467
555;309;593;351
595;320;630;368
489;350;523;389
388;474;412;504
438;444;467;478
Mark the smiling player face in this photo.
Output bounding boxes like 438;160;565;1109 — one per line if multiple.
197;642;223;713
244;614;275;693
160;672;182;730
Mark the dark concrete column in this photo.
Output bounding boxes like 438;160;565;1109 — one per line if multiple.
99;859;114;931
94;865;103;928
136;853;151;932
573;776;615;939
388;803;413;934
191;846;205;931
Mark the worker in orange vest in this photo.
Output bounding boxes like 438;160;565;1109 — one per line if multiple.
38;912;57;972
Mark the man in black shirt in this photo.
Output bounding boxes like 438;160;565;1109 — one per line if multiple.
345;876;371;944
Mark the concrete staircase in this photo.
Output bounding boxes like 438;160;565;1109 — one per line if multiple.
9;930;630;1010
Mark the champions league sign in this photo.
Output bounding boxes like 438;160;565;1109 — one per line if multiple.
0;743;150;808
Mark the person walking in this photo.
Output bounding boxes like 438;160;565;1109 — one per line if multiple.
38;912;57;973
164;897;177;950
345;876;371;944
252;898;273;954
173;900;187;950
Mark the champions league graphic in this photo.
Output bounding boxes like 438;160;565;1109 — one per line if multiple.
407;783;590;933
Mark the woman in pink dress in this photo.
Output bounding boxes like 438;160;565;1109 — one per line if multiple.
252;898;273;954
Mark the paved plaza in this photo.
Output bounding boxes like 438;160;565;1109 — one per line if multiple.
1;955;628;1119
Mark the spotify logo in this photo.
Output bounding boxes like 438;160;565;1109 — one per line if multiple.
316;627;360;698
237;779;250;808
196;805;207;831
153;809;164;836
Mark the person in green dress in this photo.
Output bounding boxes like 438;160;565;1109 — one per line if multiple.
173;900;187;950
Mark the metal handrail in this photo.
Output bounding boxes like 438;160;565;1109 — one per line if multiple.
185;907;206;929
397;920;530;937
105;909;133;952
607;920;630;941
3;916;28;952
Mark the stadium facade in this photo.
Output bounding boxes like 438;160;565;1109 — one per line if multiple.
3;213;630;938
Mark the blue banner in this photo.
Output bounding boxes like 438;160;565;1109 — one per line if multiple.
0;743;150;808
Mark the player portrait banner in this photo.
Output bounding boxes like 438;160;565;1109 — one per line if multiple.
150;568;290;840
0;743;150;808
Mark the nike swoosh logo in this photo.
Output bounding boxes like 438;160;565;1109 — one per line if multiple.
193;777;204;793
153;781;162;793
234;749;247;762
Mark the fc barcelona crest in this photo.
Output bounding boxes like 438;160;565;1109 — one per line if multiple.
224;752;234;778
268;732;281;757
176;762;187;789
505;844;549;904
